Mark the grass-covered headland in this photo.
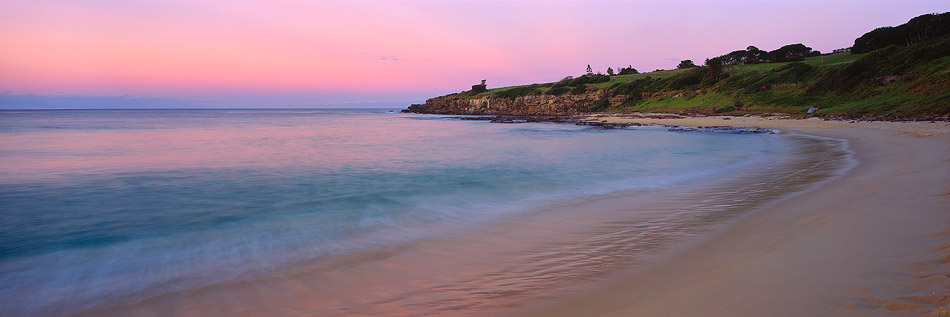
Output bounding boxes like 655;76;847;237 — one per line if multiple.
409;13;950;119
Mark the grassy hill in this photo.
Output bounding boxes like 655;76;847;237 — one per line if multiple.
448;39;948;118
424;14;950;119
491;52;864;94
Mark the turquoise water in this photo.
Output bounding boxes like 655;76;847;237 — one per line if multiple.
0;109;840;315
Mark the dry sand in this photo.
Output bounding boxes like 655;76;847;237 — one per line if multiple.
528;115;950;316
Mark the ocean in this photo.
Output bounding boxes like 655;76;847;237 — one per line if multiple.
0;109;852;316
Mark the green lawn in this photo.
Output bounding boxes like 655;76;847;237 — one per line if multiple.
487;52;864;93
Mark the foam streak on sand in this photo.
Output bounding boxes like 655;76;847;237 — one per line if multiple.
530;115;950;316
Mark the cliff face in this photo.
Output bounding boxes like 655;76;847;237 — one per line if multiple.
407;89;627;115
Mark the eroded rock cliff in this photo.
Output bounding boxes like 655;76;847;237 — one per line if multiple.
407;89;627;115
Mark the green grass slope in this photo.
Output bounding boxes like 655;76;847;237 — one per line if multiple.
453;37;948;118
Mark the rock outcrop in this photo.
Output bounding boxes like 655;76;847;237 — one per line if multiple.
407;88;626;115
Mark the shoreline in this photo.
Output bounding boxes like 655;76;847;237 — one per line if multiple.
73;116;854;317
66;114;949;316
526;115;950;315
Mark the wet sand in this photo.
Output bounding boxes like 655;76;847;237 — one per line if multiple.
528;115;950;316
76;118;854;317
73;115;948;316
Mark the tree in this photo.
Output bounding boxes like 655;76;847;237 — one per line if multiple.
704;46;769;66
586;64;593;75
705;57;724;80
745;46;767;64
677;60;697;69
607;67;615;76
853;12;950;54
768;43;812;62
718;50;746;65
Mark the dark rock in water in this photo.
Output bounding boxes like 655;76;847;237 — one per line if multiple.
668;127;700;132
575;121;636;129
442;115;645;129
486;115;575;124
455;116;495;121
400;109;411;113
668;126;774;134
491;117;528;123
447;115;576;124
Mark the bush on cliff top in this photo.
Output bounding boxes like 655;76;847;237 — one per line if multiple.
493;84;546;100
547;87;571;95
551;74;611;88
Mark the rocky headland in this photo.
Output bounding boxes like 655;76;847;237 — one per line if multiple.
406;13;949;121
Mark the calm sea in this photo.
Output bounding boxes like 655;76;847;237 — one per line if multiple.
0;109;852;316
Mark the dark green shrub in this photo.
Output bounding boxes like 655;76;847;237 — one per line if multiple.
768;43;812;62
592;98;611;111
547;87;571;95
773;62;815;82
677;60;697;69
494;84;543;100
570;75;591;86
667;70;704;89
904;36;950;64
744;77;774;94
552;76;574;88
840;48;886;77
555;74;611;87
611;78;653;96
715;105;737;113
587;74;611;84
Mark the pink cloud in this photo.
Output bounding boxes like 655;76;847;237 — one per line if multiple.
0;0;946;99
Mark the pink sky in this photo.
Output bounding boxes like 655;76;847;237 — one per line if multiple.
0;0;946;107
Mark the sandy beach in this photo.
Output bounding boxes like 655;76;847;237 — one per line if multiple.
528;115;950;316
57;114;948;317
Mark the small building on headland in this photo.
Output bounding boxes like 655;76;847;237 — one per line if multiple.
472;80;487;93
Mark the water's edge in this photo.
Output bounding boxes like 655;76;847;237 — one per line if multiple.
74;123;856;316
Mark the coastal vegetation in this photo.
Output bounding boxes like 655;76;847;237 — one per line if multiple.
410;13;950;119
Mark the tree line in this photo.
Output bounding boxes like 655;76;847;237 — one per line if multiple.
852;12;950;53
592;43;819;79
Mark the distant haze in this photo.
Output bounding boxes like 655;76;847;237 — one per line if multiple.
0;0;945;108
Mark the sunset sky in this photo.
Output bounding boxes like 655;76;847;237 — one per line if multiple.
0;0;946;108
